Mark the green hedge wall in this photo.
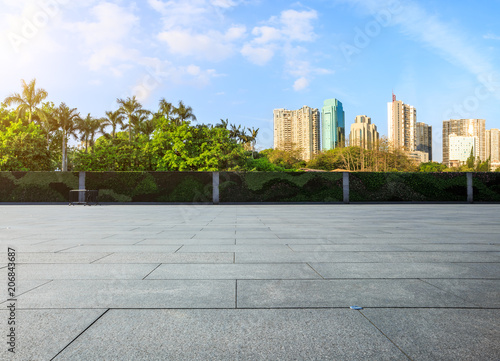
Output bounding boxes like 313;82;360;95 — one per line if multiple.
85;172;212;202
473;173;500;202
0;172;79;202
349;172;468;202
220;172;343;202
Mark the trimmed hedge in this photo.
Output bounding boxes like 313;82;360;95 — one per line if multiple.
219;172;343;202
473;173;500;202
0;172;79;202
85;172;212;202
349;172;468;202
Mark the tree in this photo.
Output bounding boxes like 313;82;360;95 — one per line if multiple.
466;147;475;169
173;100;196;125
419;162;448;172
157;98;174;122
77;114;103;153
117;96;145;142
4;79;48;123
35;102;59;151
101;110;125;139
0;121;52;171
54;103;80;171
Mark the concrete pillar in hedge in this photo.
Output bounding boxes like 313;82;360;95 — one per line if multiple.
467;172;473;203
213;172;220;204
343;172;350;204
79;172;86;203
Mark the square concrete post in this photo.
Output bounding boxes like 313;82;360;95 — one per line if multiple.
343;172;349;204
467;172;473;204
213;172;220;205
79;172;86;203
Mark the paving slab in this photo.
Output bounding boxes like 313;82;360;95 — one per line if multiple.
60;245;180;253
422;279;500;308
359;251;500;263
177;244;291;253
309;262;500;279
11;264;159;280
54;309;408;361
15;280;236;309
289;244;410;252
137;238;236;245
95;252;234;264
146;263;321;280
237;279;477;308
0;309;106;361
361;309;500;361
235;251;371;263
14;252;111;264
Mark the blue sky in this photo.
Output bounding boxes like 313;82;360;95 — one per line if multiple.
1;0;499;162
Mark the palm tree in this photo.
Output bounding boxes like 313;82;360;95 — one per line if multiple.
247;127;259;152
101;110;125;138
117;96;144;141
54;103;80;171
77;114;103;153
135;111;156;139
37;104;59;151
157;98;174;122
4;78;48;123
173;100;196;125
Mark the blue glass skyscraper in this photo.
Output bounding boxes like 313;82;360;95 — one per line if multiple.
321;98;345;150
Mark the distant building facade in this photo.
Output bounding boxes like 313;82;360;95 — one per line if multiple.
321;98;345;151
486;128;500;171
449;135;478;164
387;94;416;151
442;119;486;166
416;122;432;162
273;106;320;161
349;115;379;149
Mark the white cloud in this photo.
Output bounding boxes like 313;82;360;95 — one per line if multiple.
211;0;237;8
484;33;500;41
240;44;275;66
280;9;318;42
293;77;309;91
342;0;496;79
158;26;246;61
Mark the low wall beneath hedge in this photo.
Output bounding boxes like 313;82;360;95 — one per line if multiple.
0;171;499;203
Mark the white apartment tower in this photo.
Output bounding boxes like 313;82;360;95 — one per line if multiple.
388;94;416;151
273;106;320;161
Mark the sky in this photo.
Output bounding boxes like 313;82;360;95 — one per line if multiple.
1;0;499;162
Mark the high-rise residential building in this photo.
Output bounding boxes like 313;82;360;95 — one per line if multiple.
349;115;379;149
416;122;432;162
273;106;320;161
387;94;416;151
486;129;500;162
321;98;345;151
442;119;486;166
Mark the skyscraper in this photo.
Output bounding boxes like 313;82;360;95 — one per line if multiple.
321;98;345;151
273;106;320;161
442;119;486;166
416;122;432;161
486;129;500;163
349;115;379;150
387;94;416;151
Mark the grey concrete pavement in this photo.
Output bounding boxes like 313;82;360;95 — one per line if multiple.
0;204;499;360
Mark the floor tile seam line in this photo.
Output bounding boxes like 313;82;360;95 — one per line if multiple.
235;280;238;309
50;308;110;361
100;234;116;240
417;278;483;308
133;239;147;245
55;245;80;253
358;311;414;361
4;279;54;300
10;306;500;311
30;239;57;245
90;253;114;264
306;263;325;279
174;246;183;253
142;263;163;280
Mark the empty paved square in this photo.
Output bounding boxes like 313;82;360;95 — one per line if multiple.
0;204;499;360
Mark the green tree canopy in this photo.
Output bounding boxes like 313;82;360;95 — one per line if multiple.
4;79;48;123
0;121;52;171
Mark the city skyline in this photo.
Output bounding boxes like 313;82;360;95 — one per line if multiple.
1;1;499;163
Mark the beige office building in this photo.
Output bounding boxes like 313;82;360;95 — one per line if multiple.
442;119;486;166
388;95;416;151
273;106;320;161
349;115;379;150
486;129;500;162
